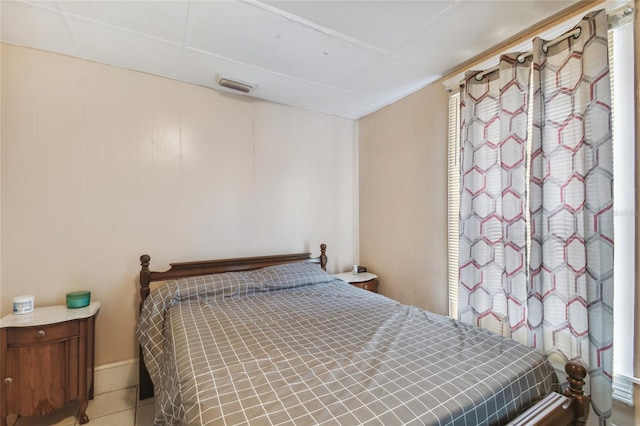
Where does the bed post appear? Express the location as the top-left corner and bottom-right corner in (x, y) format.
(139, 255), (154, 400)
(565, 361), (589, 424)
(320, 244), (327, 271)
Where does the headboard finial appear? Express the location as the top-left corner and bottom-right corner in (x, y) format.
(139, 255), (152, 310)
(320, 244), (327, 271)
(140, 254), (151, 271)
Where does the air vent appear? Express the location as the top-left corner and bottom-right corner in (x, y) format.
(218, 76), (255, 94)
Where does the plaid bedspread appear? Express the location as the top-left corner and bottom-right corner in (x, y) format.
(137, 263), (555, 425)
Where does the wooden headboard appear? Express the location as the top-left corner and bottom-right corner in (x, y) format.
(137, 244), (327, 399)
(139, 244), (327, 307)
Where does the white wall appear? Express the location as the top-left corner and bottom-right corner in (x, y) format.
(358, 80), (449, 315)
(1, 44), (358, 365)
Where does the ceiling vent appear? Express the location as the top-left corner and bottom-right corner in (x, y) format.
(217, 76), (256, 94)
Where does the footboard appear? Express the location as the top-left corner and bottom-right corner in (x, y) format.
(509, 362), (589, 425)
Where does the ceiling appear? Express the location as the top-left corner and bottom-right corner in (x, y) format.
(2, 0), (582, 119)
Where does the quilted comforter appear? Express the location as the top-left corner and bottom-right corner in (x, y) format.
(137, 262), (555, 425)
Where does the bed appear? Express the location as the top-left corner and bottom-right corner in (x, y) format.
(136, 245), (589, 425)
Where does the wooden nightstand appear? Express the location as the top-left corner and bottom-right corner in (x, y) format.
(0, 302), (100, 426)
(334, 272), (379, 293)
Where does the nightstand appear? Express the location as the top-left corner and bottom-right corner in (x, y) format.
(0, 302), (100, 426)
(334, 272), (379, 293)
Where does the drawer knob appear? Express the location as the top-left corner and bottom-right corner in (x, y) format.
(36, 329), (45, 337)
(4, 377), (12, 384)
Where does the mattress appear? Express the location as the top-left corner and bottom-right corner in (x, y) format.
(137, 262), (555, 425)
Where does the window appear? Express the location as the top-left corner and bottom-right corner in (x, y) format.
(609, 14), (636, 405)
(447, 11), (635, 403)
(447, 92), (460, 318)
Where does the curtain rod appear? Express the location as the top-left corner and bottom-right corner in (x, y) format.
(473, 28), (581, 81)
(470, 5), (633, 82)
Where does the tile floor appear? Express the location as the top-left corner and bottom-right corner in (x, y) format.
(5, 387), (155, 426)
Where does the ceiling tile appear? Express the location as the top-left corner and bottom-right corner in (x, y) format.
(264, 0), (453, 51)
(69, 16), (183, 80)
(20, 1), (58, 12)
(184, 1), (383, 89)
(179, 48), (377, 119)
(60, 0), (189, 43)
(395, 1), (578, 72)
(311, 90), (382, 120)
(342, 56), (439, 102)
(1, 1), (79, 57)
(177, 48), (245, 89)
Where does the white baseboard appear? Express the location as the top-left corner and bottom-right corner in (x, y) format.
(94, 359), (139, 395)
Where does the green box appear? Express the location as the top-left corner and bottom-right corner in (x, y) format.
(66, 291), (91, 309)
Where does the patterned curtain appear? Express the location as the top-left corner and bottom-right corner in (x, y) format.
(459, 10), (613, 423)
(529, 10), (613, 422)
(458, 55), (531, 340)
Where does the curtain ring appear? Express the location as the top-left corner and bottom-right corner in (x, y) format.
(573, 27), (582, 39)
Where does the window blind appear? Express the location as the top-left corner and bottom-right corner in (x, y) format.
(447, 93), (460, 318)
(608, 18), (636, 405)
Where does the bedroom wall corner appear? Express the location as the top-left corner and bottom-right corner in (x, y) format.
(358, 80), (449, 315)
(353, 122), (360, 264)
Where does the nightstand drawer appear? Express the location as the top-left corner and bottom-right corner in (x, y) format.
(334, 272), (379, 294)
(7, 321), (79, 345)
(351, 279), (378, 293)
